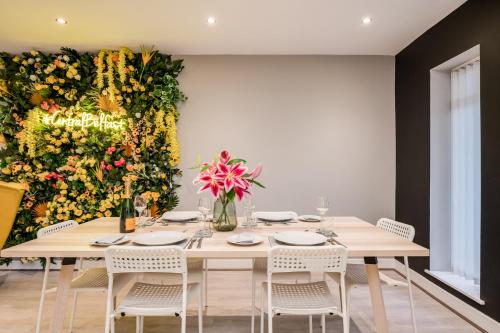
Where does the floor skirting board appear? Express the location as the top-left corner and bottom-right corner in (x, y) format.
(392, 259), (499, 333)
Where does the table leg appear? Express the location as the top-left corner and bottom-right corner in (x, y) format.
(48, 257), (76, 333)
(364, 257), (389, 333)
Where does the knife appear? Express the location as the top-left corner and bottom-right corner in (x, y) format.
(187, 237), (198, 249)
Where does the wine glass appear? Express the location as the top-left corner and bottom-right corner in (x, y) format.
(316, 196), (329, 234)
(198, 197), (212, 237)
(134, 195), (147, 226)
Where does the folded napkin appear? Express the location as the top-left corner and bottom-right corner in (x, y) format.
(254, 211), (298, 222)
(161, 211), (202, 221)
(93, 234), (124, 244)
(235, 233), (256, 244)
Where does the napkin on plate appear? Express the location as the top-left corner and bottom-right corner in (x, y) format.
(93, 234), (124, 244)
(254, 211), (298, 222)
(235, 233), (256, 244)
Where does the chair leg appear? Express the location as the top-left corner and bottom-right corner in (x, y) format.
(321, 314), (326, 333)
(203, 259), (208, 308)
(341, 275), (349, 333)
(309, 315), (313, 333)
(35, 258), (51, 333)
(260, 289), (265, 333)
(404, 257), (418, 333)
(267, 287), (273, 333)
(136, 316), (141, 333)
(110, 314), (115, 333)
(68, 290), (79, 333)
(198, 286), (203, 333)
(181, 312), (187, 333)
(251, 270), (256, 333)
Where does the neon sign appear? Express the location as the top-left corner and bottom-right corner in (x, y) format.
(42, 111), (126, 131)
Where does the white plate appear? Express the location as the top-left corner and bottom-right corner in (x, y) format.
(91, 235), (130, 247)
(133, 231), (187, 246)
(254, 211), (298, 222)
(226, 233), (264, 246)
(274, 231), (327, 246)
(161, 211), (201, 222)
(298, 215), (321, 222)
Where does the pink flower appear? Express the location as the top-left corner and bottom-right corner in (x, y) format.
(48, 104), (59, 114)
(114, 157), (126, 167)
(216, 162), (248, 193)
(126, 164), (134, 171)
(194, 172), (223, 198)
(220, 150), (230, 164)
(105, 164), (113, 171)
(41, 101), (49, 110)
(100, 161), (106, 170)
(250, 163), (263, 178)
(106, 146), (116, 155)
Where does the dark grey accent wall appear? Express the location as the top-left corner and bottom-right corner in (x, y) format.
(395, 0), (500, 322)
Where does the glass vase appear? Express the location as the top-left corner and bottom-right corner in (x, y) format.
(212, 196), (237, 231)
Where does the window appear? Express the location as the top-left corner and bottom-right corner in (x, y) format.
(428, 45), (483, 304)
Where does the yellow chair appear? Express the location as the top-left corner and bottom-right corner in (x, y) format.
(0, 181), (26, 250)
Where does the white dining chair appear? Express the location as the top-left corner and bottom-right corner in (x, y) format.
(327, 218), (417, 333)
(104, 245), (203, 333)
(261, 245), (349, 333)
(35, 220), (132, 333)
(251, 258), (312, 333)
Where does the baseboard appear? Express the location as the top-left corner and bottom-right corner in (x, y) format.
(393, 259), (500, 332)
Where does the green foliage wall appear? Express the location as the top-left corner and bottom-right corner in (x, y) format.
(0, 47), (185, 258)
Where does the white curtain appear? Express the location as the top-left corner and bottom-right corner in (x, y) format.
(450, 59), (481, 284)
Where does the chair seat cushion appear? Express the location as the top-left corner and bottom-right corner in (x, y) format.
(327, 263), (369, 285)
(116, 282), (199, 316)
(262, 281), (339, 315)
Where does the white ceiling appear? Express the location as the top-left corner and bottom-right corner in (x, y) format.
(0, 0), (466, 55)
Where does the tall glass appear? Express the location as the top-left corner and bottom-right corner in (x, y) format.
(317, 196), (329, 234)
(198, 197), (212, 237)
(243, 197), (256, 228)
(134, 195), (146, 225)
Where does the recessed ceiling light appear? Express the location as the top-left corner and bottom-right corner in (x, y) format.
(55, 17), (68, 25)
(207, 17), (216, 25)
(362, 16), (373, 25)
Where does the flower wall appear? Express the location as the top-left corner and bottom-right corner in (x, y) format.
(0, 47), (185, 257)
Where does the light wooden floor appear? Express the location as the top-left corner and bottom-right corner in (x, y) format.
(0, 269), (480, 333)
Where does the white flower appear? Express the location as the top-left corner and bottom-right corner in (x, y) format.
(63, 55), (69, 62)
(29, 75), (37, 81)
(35, 57), (40, 62)
(135, 112), (141, 118)
(27, 58), (34, 64)
(74, 74), (81, 81)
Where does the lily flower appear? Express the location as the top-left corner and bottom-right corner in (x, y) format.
(250, 163), (263, 178)
(220, 150), (230, 164)
(216, 162), (248, 192)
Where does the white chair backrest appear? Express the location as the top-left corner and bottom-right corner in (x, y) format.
(37, 220), (78, 238)
(105, 246), (187, 274)
(376, 218), (415, 241)
(268, 246), (347, 274)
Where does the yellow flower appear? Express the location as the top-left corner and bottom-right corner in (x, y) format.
(53, 85), (60, 91)
(75, 209), (83, 216)
(104, 210), (112, 217)
(1, 167), (11, 175)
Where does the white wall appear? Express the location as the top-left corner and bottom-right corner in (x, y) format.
(175, 56), (395, 223)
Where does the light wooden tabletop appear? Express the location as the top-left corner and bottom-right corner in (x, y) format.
(0, 216), (428, 258)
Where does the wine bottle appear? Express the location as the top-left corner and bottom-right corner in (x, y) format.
(120, 179), (136, 233)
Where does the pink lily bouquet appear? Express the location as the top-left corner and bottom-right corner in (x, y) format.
(193, 150), (264, 231)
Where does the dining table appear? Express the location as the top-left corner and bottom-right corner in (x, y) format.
(0, 216), (428, 333)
